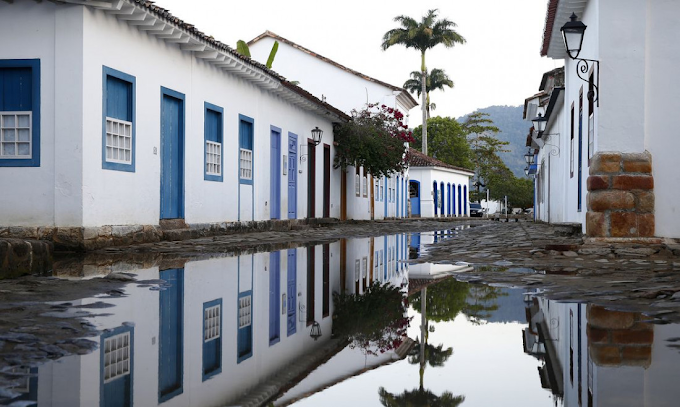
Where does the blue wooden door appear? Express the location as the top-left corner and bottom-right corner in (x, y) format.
(288, 133), (297, 219)
(160, 89), (184, 219)
(287, 249), (297, 336)
(270, 129), (281, 219)
(409, 181), (420, 216)
(269, 251), (281, 345)
(458, 185), (462, 215)
(159, 268), (184, 402)
(433, 182), (438, 216)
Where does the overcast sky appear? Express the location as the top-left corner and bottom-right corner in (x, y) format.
(153, 0), (562, 126)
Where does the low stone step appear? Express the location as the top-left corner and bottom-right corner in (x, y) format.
(159, 219), (188, 230)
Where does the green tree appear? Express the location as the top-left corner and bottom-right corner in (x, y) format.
(382, 9), (466, 155)
(410, 277), (469, 323)
(403, 68), (454, 119)
(412, 117), (473, 169)
(463, 112), (509, 202)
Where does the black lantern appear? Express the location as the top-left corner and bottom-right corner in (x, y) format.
(311, 127), (323, 146)
(310, 321), (322, 341)
(532, 113), (547, 133)
(560, 13), (587, 60)
(524, 149), (535, 165)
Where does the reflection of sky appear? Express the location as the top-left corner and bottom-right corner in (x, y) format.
(294, 290), (553, 406)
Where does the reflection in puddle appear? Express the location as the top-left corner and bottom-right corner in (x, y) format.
(3, 233), (680, 406)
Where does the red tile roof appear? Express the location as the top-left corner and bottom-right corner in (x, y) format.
(407, 149), (475, 175)
(541, 0), (560, 57)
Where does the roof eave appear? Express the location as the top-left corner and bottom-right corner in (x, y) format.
(541, 0), (588, 59)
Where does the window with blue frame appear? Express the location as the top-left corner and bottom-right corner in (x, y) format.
(102, 66), (135, 172)
(202, 299), (222, 380)
(0, 59), (40, 167)
(100, 325), (134, 407)
(204, 103), (223, 181)
(239, 114), (254, 184)
(237, 291), (253, 363)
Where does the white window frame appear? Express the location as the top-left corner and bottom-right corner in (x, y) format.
(355, 170), (360, 197)
(239, 295), (252, 328)
(0, 111), (32, 159)
(103, 331), (131, 383)
(204, 304), (221, 342)
(362, 172), (368, 197)
(240, 148), (253, 180)
(206, 140), (222, 176)
(105, 116), (133, 164)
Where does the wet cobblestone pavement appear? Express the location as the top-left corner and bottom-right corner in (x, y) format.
(412, 220), (680, 324)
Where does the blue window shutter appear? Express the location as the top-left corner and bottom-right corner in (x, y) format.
(106, 76), (131, 121)
(205, 109), (221, 142)
(0, 67), (32, 111)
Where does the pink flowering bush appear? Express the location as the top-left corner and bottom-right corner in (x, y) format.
(334, 103), (413, 178)
(333, 281), (411, 356)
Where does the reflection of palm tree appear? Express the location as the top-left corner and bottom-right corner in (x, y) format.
(377, 288), (465, 406)
(379, 387), (465, 407)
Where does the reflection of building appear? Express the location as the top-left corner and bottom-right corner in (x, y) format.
(523, 296), (680, 406)
(2, 236), (411, 406)
(342, 235), (410, 295)
(408, 231), (471, 279)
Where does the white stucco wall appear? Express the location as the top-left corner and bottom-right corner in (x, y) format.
(0, 2), (84, 227)
(249, 37), (407, 118)
(408, 167), (471, 218)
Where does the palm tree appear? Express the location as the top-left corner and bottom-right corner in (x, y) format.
(382, 9), (466, 155)
(403, 68), (454, 120)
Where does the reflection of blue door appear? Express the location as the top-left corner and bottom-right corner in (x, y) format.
(288, 133), (297, 219)
(409, 180), (420, 216)
(159, 268), (184, 402)
(160, 88), (184, 219)
(271, 128), (281, 219)
(287, 249), (297, 336)
(269, 251), (281, 345)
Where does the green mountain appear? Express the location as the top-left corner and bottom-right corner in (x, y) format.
(459, 105), (529, 178)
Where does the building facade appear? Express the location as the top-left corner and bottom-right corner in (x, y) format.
(0, 0), (350, 248)
(249, 31), (418, 220)
(530, 0), (680, 238)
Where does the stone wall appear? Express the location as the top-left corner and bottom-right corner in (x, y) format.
(586, 151), (655, 237)
(587, 305), (653, 367)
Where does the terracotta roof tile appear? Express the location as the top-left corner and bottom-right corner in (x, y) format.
(407, 149), (475, 174)
(541, 0), (560, 57)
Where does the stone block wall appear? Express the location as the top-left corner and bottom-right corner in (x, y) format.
(587, 305), (653, 367)
(586, 152), (655, 237)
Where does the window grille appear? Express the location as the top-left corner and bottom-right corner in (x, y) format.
(355, 259), (360, 281)
(0, 112), (31, 159)
(240, 148), (253, 180)
(105, 117), (132, 164)
(362, 174), (368, 197)
(206, 141), (222, 176)
(103, 331), (131, 383)
(362, 257), (367, 280)
(204, 304), (221, 342)
(238, 295), (252, 328)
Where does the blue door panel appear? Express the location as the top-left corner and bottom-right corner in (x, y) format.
(288, 134), (297, 219)
(269, 251), (281, 344)
(159, 268), (184, 402)
(287, 249), (297, 336)
(271, 130), (281, 219)
(410, 181), (420, 216)
(160, 92), (184, 219)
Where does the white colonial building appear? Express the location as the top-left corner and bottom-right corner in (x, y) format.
(527, 0), (680, 238)
(0, 0), (354, 249)
(407, 149), (474, 218)
(249, 31), (418, 220)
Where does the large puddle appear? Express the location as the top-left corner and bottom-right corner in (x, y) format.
(2, 232), (680, 406)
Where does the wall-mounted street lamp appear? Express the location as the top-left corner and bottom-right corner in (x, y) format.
(524, 149), (536, 165)
(299, 127), (324, 171)
(309, 321), (322, 341)
(561, 13), (599, 105)
(531, 113), (547, 134)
